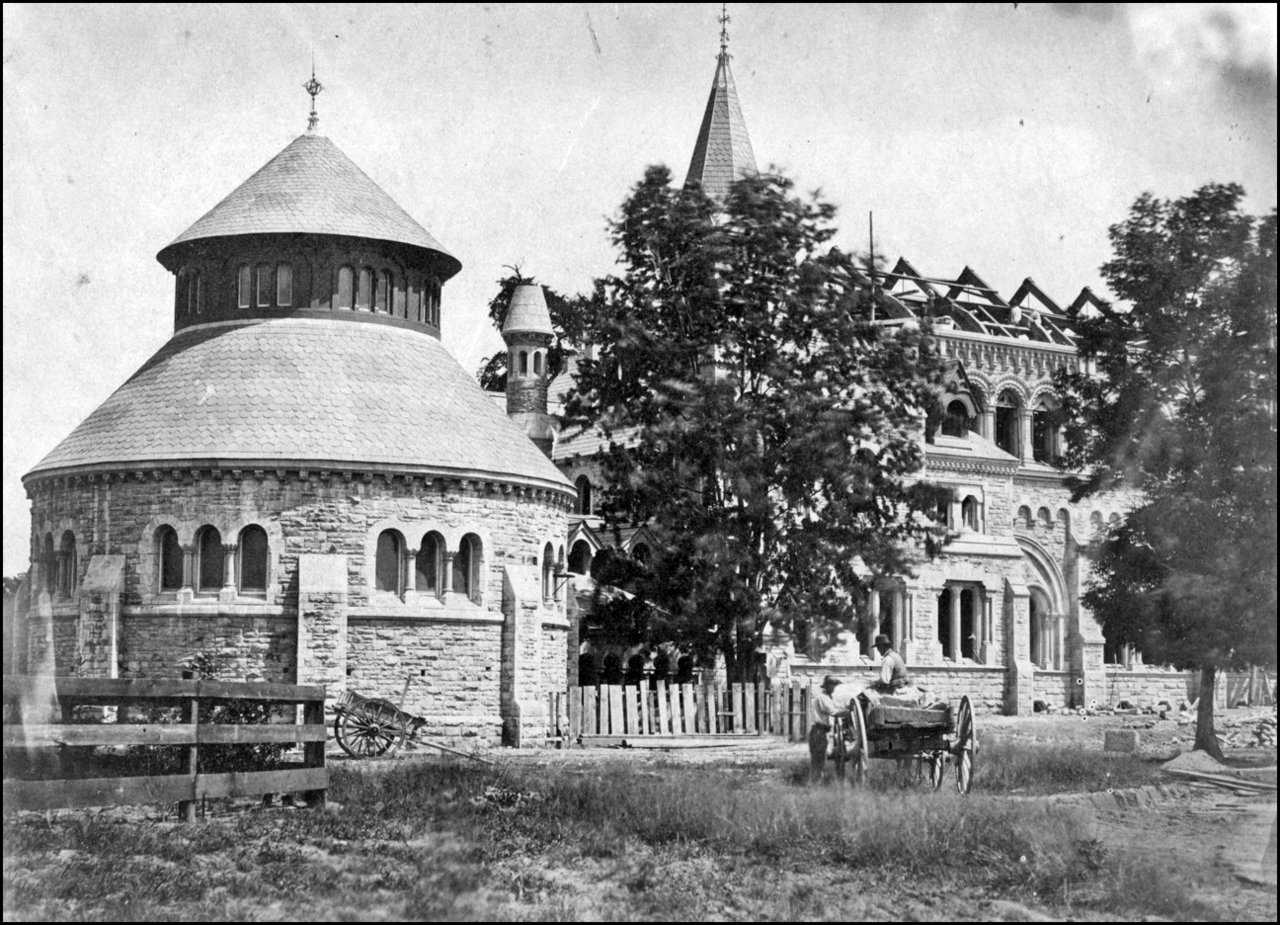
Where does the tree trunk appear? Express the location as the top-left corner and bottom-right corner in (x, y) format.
(1193, 665), (1224, 761)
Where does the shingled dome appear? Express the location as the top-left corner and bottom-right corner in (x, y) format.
(157, 133), (461, 280)
(26, 318), (570, 491)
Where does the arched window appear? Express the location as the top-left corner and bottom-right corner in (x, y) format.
(1090, 511), (1104, 537)
(568, 540), (592, 575)
(1056, 509), (1071, 536)
(194, 272), (203, 314)
(1037, 507), (1052, 529)
(238, 265), (252, 309)
(632, 543), (650, 565)
(454, 534), (481, 601)
(276, 263), (293, 307)
(995, 389), (1021, 457)
(256, 264), (273, 307)
(519, 351), (529, 375)
(542, 541), (556, 601)
(533, 352), (543, 375)
(337, 266), (354, 310)
(356, 267), (373, 310)
(43, 533), (55, 594)
(196, 526), (223, 594)
(391, 272), (406, 317)
(1032, 398), (1059, 462)
(416, 532), (443, 595)
(936, 497), (951, 529)
(58, 531), (77, 595)
(961, 496), (980, 532)
(1016, 505), (1033, 529)
(238, 525), (269, 595)
(375, 269), (390, 313)
(941, 399), (971, 438)
(409, 279), (422, 322)
(428, 280), (441, 326)
(158, 526), (183, 592)
(575, 475), (593, 515)
(375, 530), (403, 595)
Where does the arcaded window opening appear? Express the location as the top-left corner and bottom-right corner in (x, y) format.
(356, 267), (373, 311)
(995, 389), (1021, 457)
(196, 526), (224, 594)
(375, 530), (403, 596)
(158, 526), (183, 592)
(276, 263), (293, 307)
(337, 266), (354, 310)
(238, 265), (252, 309)
(416, 532), (443, 595)
(575, 475), (593, 515)
(238, 525), (269, 595)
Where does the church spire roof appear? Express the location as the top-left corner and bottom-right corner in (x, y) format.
(684, 5), (757, 201)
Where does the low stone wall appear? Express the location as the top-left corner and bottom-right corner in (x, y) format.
(1103, 668), (1192, 707)
(792, 664), (1007, 713)
(346, 617), (505, 745)
(119, 611), (297, 683)
(1036, 670), (1075, 708)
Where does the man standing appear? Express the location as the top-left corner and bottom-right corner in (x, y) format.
(808, 675), (840, 783)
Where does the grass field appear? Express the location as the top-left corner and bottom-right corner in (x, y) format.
(4, 741), (1244, 922)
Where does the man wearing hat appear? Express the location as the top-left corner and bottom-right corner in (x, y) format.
(808, 675), (860, 782)
(872, 634), (914, 696)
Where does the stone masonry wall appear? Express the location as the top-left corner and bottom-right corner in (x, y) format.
(26, 468), (571, 743)
(346, 618), (505, 745)
(1102, 669), (1193, 707)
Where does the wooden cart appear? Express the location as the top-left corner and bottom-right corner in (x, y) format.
(831, 694), (977, 793)
(332, 689), (424, 758)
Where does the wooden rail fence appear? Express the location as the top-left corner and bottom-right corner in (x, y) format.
(555, 680), (816, 744)
(2, 676), (327, 821)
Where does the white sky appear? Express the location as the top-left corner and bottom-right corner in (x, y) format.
(3, 3), (1277, 576)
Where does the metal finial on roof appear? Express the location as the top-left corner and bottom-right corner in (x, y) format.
(304, 62), (323, 132)
(719, 3), (730, 54)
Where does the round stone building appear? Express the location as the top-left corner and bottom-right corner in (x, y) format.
(19, 119), (574, 747)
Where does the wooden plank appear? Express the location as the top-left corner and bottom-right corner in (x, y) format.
(585, 686), (598, 736)
(196, 681), (326, 702)
(607, 685), (623, 736)
(620, 685), (634, 735)
(197, 767), (328, 800)
(745, 683), (757, 734)
(666, 683), (681, 735)
(4, 774), (195, 812)
(680, 683), (694, 735)
(2, 676), (325, 704)
(3, 723), (198, 748)
(569, 687), (582, 741)
(198, 724), (327, 745)
(637, 685), (650, 736)
(302, 697), (327, 807)
(656, 682), (670, 735)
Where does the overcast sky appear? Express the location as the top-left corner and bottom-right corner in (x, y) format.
(3, 3), (1276, 576)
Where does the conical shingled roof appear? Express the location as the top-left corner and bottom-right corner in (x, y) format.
(503, 284), (554, 338)
(157, 133), (461, 279)
(685, 51), (758, 201)
(25, 318), (571, 493)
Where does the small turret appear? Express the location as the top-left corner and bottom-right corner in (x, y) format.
(502, 283), (556, 455)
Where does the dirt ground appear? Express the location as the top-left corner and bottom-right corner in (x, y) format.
(4, 706), (1276, 921)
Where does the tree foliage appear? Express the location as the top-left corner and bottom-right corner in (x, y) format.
(565, 166), (950, 680)
(475, 269), (593, 391)
(1054, 184), (1277, 755)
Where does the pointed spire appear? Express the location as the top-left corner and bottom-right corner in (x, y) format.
(685, 5), (757, 202)
(304, 62), (323, 133)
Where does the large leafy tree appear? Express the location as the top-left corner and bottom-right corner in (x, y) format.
(475, 269), (592, 391)
(1055, 184), (1277, 759)
(565, 166), (950, 681)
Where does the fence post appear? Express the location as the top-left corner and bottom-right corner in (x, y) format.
(179, 690), (198, 823)
(303, 692), (326, 808)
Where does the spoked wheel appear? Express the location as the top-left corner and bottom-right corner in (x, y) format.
(831, 717), (849, 782)
(846, 697), (869, 787)
(928, 750), (946, 791)
(334, 699), (400, 758)
(954, 695), (976, 794)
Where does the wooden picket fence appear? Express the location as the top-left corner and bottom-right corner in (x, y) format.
(556, 680), (817, 744)
(2, 676), (327, 821)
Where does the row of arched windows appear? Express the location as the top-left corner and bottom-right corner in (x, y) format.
(935, 390), (1061, 462)
(156, 524), (269, 596)
(176, 262), (442, 326)
(374, 530), (482, 602)
(1013, 507), (1119, 535)
(513, 348), (548, 377)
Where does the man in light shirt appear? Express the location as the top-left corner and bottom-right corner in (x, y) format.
(808, 675), (861, 782)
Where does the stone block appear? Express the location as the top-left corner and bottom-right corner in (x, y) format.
(1104, 729), (1139, 752)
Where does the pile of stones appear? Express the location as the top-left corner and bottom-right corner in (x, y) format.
(1217, 711), (1278, 749)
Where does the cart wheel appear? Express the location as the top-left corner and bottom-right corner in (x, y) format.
(335, 700), (399, 758)
(846, 697), (869, 787)
(954, 695), (976, 794)
(831, 718), (848, 782)
(929, 750), (946, 790)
